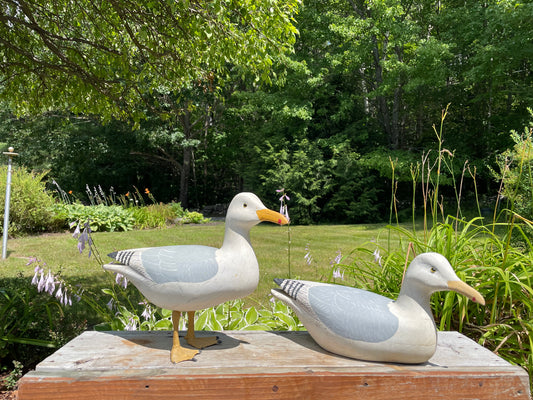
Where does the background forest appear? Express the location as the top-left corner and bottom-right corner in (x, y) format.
(1, 0), (532, 224)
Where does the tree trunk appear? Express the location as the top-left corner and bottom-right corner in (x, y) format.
(371, 35), (394, 148)
(390, 86), (401, 149)
(179, 107), (193, 208)
(179, 146), (192, 207)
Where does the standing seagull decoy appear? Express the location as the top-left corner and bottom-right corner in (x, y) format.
(272, 252), (485, 364)
(104, 192), (288, 363)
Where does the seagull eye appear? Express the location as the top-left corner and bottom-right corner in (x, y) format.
(430, 267), (437, 273)
(243, 203), (248, 208)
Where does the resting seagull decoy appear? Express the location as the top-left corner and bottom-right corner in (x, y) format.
(271, 252), (485, 364)
(104, 192), (288, 363)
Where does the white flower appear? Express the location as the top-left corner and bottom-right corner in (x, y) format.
(124, 317), (138, 331)
(44, 271), (56, 295)
(304, 251), (313, 266)
(37, 270), (46, 292)
(55, 284), (63, 300)
(373, 248), (382, 267)
(332, 268), (344, 280)
(72, 223), (81, 238)
(282, 204), (290, 222)
(31, 266), (42, 285)
(140, 301), (152, 320)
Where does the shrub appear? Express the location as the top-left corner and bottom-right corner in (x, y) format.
(131, 203), (179, 229)
(52, 203), (135, 232)
(169, 202), (185, 217)
(180, 211), (211, 224)
(0, 167), (63, 235)
(492, 110), (533, 240)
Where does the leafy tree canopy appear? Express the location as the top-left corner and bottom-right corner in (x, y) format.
(0, 0), (300, 121)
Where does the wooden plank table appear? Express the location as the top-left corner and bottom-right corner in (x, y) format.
(18, 330), (530, 399)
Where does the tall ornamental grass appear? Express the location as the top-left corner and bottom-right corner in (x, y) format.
(338, 108), (533, 388)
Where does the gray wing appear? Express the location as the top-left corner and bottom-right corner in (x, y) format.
(308, 285), (399, 343)
(109, 245), (219, 284)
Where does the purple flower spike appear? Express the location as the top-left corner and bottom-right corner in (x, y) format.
(115, 273), (128, 289)
(330, 249), (342, 266)
(125, 317), (138, 331)
(26, 257), (37, 266)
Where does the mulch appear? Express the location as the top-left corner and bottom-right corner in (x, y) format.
(0, 390), (17, 400)
(1, 373), (18, 400)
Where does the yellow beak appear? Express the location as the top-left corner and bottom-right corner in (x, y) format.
(256, 209), (289, 225)
(448, 280), (485, 305)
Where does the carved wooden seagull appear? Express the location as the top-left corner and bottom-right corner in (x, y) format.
(272, 252), (485, 364)
(104, 192), (288, 363)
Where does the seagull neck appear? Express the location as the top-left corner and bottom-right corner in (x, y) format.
(396, 286), (434, 317)
(221, 224), (253, 250)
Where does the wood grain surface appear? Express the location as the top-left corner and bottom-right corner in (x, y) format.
(18, 330), (530, 399)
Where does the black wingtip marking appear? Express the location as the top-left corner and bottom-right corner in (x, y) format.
(107, 250), (135, 265)
(275, 279), (304, 300)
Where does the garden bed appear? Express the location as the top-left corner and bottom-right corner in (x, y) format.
(0, 373), (17, 400)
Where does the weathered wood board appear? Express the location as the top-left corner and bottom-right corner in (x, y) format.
(18, 330), (530, 399)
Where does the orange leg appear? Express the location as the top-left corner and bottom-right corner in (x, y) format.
(170, 311), (199, 363)
(184, 311), (220, 349)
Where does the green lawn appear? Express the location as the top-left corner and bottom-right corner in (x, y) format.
(0, 222), (396, 307)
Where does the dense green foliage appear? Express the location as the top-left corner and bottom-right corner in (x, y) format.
(229, 0), (532, 222)
(53, 203), (136, 232)
(1, 0), (531, 219)
(0, 0), (299, 120)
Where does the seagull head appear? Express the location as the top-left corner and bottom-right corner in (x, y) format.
(225, 193), (289, 231)
(400, 252), (485, 306)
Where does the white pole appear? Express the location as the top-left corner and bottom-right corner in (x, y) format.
(2, 147), (18, 259)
